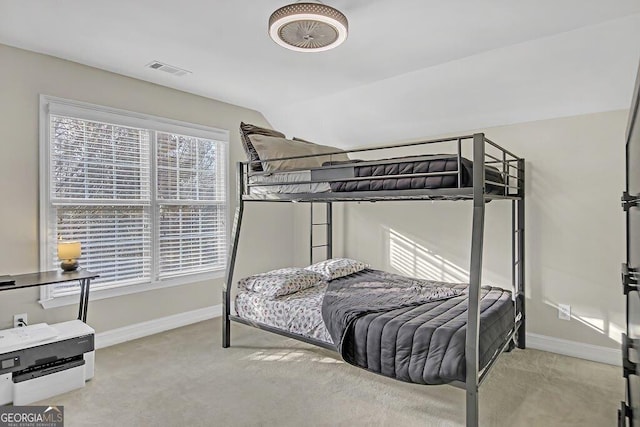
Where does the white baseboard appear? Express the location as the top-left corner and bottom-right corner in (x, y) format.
(95, 304), (221, 349)
(526, 332), (620, 366)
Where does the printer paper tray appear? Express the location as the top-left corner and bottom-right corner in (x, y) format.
(13, 364), (85, 405)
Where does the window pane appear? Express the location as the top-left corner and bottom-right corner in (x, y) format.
(156, 132), (222, 201)
(177, 136), (197, 170)
(53, 206), (151, 294)
(158, 204), (226, 278)
(156, 132), (177, 169)
(51, 115), (150, 201)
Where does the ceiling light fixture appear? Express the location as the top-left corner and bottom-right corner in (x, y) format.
(269, 1), (348, 52)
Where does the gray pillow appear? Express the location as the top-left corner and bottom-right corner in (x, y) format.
(249, 135), (350, 172)
(294, 137), (354, 165)
(239, 122), (285, 172)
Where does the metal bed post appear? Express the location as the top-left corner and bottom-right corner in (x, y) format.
(465, 133), (486, 427)
(326, 202), (333, 259)
(456, 138), (462, 188)
(516, 158), (526, 348)
(223, 162), (245, 348)
(310, 203), (314, 264)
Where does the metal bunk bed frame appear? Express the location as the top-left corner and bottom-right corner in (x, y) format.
(222, 133), (525, 427)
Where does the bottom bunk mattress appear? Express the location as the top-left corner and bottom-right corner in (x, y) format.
(235, 268), (514, 385)
(235, 283), (333, 343)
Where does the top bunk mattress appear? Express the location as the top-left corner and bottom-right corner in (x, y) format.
(247, 154), (504, 195)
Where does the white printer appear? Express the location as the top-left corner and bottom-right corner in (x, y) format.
(0, 320), (94, 405)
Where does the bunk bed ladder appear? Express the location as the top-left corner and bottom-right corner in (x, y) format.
(310, 202), (333, 263)
(514, 158), (526, 349)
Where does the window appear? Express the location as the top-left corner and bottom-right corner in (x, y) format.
(39, 96), (228, 305)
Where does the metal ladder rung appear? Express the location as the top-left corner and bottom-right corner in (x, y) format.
(310, 202), (333, 263)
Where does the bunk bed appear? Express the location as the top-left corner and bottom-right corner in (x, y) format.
(222, 131), (525, 427)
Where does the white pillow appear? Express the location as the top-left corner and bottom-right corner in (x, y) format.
(238, 267), (325, 298)
(305, 258), (369, 281)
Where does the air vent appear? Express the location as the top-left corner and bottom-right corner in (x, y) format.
(145, 61), (191, 77)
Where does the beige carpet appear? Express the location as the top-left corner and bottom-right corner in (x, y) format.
(38, 318), (622, 426)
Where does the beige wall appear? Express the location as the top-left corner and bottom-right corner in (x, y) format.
(0, 44), (295, 332)
(344, 111), (627, 349)
(0, 43), (626, 351)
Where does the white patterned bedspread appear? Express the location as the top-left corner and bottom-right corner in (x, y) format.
(235, 283), (333, 344)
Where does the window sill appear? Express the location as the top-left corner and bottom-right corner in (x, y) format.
(38, 269), (225, 310)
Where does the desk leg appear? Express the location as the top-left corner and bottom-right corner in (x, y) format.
(78, 279), (87, 321)
(83, 279), (91, 322)
(78, 279), (91, 322)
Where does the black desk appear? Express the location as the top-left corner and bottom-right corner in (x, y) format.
(0, 270), (99, 322)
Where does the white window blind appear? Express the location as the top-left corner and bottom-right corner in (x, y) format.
(40, 97), (228, 299)
(156, 132), (227, 278)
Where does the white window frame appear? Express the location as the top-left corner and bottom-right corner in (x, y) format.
(38, 95), (230, 309)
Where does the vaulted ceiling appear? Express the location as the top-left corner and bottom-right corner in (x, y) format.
(1, 0), (639, 146)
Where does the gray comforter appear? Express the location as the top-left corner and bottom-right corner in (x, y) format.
(326, 155), (504, 193)
(321, 269), (514, 385)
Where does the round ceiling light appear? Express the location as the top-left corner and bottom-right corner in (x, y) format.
(269, 2), (348, 52)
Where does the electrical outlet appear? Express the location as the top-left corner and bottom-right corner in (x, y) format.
(13, 313), (27, 328)
(558, 304), (571, 321)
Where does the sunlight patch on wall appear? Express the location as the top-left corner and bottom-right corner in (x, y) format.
(544, 299), (623, 344)
(387, 228), (468, 282)
(571, 315), (622, 344)
(607, 322), (624, 343)
(576, 315), (604, 332)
